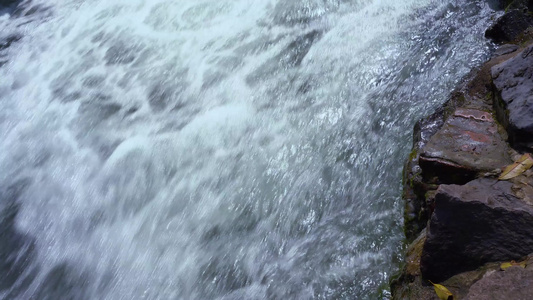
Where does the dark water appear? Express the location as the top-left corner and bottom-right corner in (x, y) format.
(0, 0), (496, 299)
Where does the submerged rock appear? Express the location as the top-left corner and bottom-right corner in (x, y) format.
(421, 178), (533, 282)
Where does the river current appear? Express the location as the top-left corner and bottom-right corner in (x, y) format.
(0, 0), (497, 299)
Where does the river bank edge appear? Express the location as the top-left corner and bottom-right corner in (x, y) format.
(391, 0), (533, 299)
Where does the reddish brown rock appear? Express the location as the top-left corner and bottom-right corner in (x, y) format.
(419, 108), (511, 185)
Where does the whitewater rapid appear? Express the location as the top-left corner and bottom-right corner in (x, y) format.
(0, 0), (497, 299)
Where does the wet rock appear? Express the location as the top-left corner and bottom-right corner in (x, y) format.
(401, 87), (483, 241)
(401, 48), (516, 240)
(396, 7), (533, 296)
(403, 110), (445, 241)
(485, 9), (533, 43)
(465, 266), (533, 299)
(421, 178), (533, 282)
(390, 230), (436, 299)
(419, 108), (511, 185)
(494, 43), (519, 56)
(492, 44), (533, 150)
(391, 229), (504, 300)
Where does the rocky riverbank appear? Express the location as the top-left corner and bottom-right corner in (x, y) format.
(391, 0), (533, 298)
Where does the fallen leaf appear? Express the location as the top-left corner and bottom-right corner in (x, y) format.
(501, 262), (513, 270)
(429, 280), (454, 300)
(499, 154), (533, 180)
(500, 260), (527, 270)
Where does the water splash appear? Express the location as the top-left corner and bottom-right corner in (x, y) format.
(0, 0), (495, 299)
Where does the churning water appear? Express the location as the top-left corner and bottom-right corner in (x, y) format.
(0, 0), (497, 299)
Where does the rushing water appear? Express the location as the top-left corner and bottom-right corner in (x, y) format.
(0, 0), (497, 299)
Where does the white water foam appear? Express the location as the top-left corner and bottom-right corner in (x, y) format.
(0, 0), (495, 299)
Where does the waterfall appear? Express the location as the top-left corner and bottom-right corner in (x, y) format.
(0, 0), (495, 299)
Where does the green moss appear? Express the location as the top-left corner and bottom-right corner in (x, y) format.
(409, 149), (418, 161)
(505, 3), (511, 13)
(485, 91), (493, 101)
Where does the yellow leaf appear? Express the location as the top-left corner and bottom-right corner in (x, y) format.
(499, 154), (533, 180)
(429, 280), (454, 300)
(500, 260), (527, 270)
(500, 262), (513, 270)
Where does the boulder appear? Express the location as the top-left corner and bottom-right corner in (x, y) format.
(492, 44), (533, 150)
(421, 178), (533, 282)
(419, 108), (511, 185)
(486, 10), (533, 43)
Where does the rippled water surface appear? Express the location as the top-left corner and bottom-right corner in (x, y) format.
(0, 0), (496, 299)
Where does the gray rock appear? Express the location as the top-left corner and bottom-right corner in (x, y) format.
(421, 178), (533, 282)
(494, 44), (519, 56)
(492, 44), (533, 150)
(465, 267), (533, 300)
(486, 9), (533, 43)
